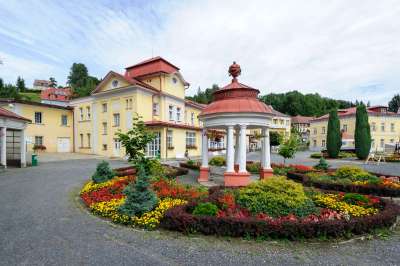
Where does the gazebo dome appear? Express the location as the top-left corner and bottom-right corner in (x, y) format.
(200, 62), (273, 116)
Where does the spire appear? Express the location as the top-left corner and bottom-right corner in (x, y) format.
(228, 61), (241, 82)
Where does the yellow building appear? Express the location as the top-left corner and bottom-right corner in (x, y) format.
(69, 57), (204, 159)
(310, 106), (400, 152)
(0, 99), (74, 153)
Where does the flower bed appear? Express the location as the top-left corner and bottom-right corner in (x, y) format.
(287, 165), (400, 197)
(161, 179), (399, 239)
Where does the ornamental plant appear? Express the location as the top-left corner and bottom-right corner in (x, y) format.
(209, 156), (226, 166)
(91, 161), (116, 183)
(314, 157), (329, 171)
(326, 109), (342, 158)
(354, 104), (371, 159)
(119, 165), (158, 217)
(192, 202), (219, 216)
(278, 134), (299, 164)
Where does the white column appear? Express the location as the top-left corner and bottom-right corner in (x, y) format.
(234, 127), (240, 165)
(1, 127), (6, 168)
(239, 124), (247, 173)
(226, 125), (235, 172)
(262, 127), (272, 169)
(20, 129), (26, 167)
(201, 128), (208, 168)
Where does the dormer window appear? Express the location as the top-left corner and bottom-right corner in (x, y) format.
(112, 80), (119, 88)
(172, 77), (178, 84)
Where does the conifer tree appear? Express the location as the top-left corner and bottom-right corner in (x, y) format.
(354, 104), (371, 159)
(326, 110), (341, 158)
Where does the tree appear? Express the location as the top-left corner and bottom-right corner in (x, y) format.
(186, 84), (219, 104)
(269, 131), (281, 146)
(278, 134), (299, 164)
(388, 94), (400, 113)
(49, 77), (57, 88)
(115, 114), (155, 166)
(0, 80), (19, 99)
(118, 164), (158, 217)
(67, 63), (100, 97)
(91, 161), (115, 183)
(354, 104), (371, 160)
(326, 110), (342, 158)
(16, 76), (26, 92)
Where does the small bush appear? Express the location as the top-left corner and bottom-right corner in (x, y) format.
(314, 158), (329, 171)
(192, 202), (218, 216)
(335, 166), (377, 181)
(310, 153), (322, 159)
(246, 162), (261, 173)
(209, 156), (226, 166)
(237, 176), (317, 217)
(92, 161), (116, 183)
(343, 193), (369, 205)
(146, 159), (165, 179)
(187, 160), (195, 166)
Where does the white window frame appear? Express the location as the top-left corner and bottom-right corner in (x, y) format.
(86, 106), (91, 120)
(176, 107), (181, 122)
(146, 132), (161, 157)
(61, 115), (68, 126)
(34, 112), (42, 124)
(87, 133), (91, 148)
(113, 113), (120, 127)
(102, 122), (107, 135)
(35, 136), (43, 145)
(167, 130), (173, 148)
(79, 108), (83, 121)
(102, 103), (107, 113)
(186, 131), (196, 148)
(152, 103), (159, 115)
(191, 112), (195, 125)
(381, 122), (385, 132)
(169, 105), (174, 121)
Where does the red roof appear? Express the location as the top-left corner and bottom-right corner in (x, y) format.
(0, 107), (31, 122)
(291, 115), (314, 124)
(200, 62), (273, 116)
(125, 56), (180, 79)
(312, 106), (399, 122)
(40, 87), (72, 102)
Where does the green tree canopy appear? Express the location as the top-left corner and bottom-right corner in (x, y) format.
(16, 76), (26, 92)
(186, 84), (219, 104)
(278, 134), (299, 164)
(326, 110), (342, 158)
(0, 78), (19, 99)
(67, 63), (100, 97)
(354, 104), (371, 159)
(388, 94), (400, 113)
(49, 77), (57, 88)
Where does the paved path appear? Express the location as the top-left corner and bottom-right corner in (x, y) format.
(1, 159), (400, 265)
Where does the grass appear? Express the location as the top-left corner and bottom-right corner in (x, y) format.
(19, 92), (41, 102)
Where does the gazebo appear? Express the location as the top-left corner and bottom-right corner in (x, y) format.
(198, 62), (275, 186)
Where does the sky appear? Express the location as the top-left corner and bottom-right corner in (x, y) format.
(0, 0), (399, 105)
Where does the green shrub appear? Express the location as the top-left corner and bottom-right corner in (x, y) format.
(146, 158), (165, 179)
(343, 193), (369, 205)
(314, 158), (329, 171)
(338, 152), (356, 158)
(272, 166), (294, 176)
(209, 156), (226, 166)
(335, 166), (376, 181)
(237, 176), (317, 217)
(91, 161), (115, 183)
(246, 162), (261, 173)
(187, 160), (195, 166)
(310, 153), (323, 159)
(192, 202), (218, 216)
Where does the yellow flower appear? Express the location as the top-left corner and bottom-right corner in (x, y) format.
(313, 194), (377, 217)
(80, 176), (129, 195)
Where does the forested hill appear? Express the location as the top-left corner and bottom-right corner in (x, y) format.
(186, 86), (357, 117)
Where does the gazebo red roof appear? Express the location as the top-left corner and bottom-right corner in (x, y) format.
(200, 62), (273, 116)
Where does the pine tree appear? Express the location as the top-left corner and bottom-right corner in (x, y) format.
(354, 104), (371, 159)
(326, 110), (341, 158)
(91, 160), (115, 183)
(119, 165), (158, 217)
(16, 76), (26, 92)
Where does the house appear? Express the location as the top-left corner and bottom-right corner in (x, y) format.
(291, 115), (314, 143)
(0, 99), (74, 153)
(40, 87), (72, 106)
(310, 106), (400, 152)
(69, 56), (204, 159)
(32, 79), (51, 91)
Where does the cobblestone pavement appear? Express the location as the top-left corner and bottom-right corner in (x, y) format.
(1, 159), (399, 265)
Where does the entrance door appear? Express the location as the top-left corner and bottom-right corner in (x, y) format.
(57, 138), (70, 152)
(113, 139), (121, 157)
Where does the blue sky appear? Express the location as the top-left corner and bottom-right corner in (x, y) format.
(0, 0), (399, 105)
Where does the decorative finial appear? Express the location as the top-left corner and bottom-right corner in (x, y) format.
(228, 61), (241, 81)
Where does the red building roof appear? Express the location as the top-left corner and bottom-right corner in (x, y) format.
(124, 56), (180, 79)
(200, 62), (273, 116)
(291, 115), (314, 124)
(312, 106), (399, 122)
(40, 87), (72, 102)
(0, 107), (31, 122)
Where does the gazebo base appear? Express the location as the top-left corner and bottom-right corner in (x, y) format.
(224, 172), (251, 187)
(198, 167), (210, 182)
(260, 168), (273, 179)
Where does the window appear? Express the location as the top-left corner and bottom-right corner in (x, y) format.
(322, 127), (326, 134)
(34, 112), (42, 124)
(381, 122), (385, 132)
(152, 103), (159, 115)
(391, 123), (395, 132)
(113, 113), (120, 127)
(79, 108), (83, 121)
(176, 107), (181, 121)
(313, 140), (317, 147)
(186, 132), (196, 148)
(102, 144), (107, 150)
(172, 77), (178, 84)
(380, 139), (384, 148)
(313, 128), (317, 135)
(112, 80), (118, 88)
(191, 112), (195, 125)
(322, 139), (326, 147)
(87, 133), (91, 148)
(342, 124), (347, 132)
(102, 122), (107, 135)
(86, 106), (91, 120)
(167, 130), (173, 148)
(280, 119), (284, 125)
(34, 136), (43, 145)
(80, 134), (83, 147)
(371, 122), (376, 132)
(169, 105), (174, 121)
(286, 120), (289, 126)
(61, 115), (68, 126)
(146, 132), (161, 157)
(102, 103), (107, 113)
(126, 98), (133, 110)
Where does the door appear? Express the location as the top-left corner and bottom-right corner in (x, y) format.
(57, 138), (70, 152)
(113, 139), (121, 157)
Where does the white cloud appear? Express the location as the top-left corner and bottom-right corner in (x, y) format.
(0, 0), (399, 104)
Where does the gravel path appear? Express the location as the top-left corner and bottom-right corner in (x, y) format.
(1, 159), (399, 265)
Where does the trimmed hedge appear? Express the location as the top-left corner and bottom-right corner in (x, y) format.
(287, 172), (400, 197)
(160, 187), (399, 239)
(179, 162), (200, 170)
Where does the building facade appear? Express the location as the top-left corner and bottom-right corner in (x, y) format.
(291, 115), (314, 143)
(69, 57), (204, 159)
(0, 99), (74, 153)
(40, 87), (72, 106)
(32, 79), (51, 91)
(310, 106), (400, 152)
